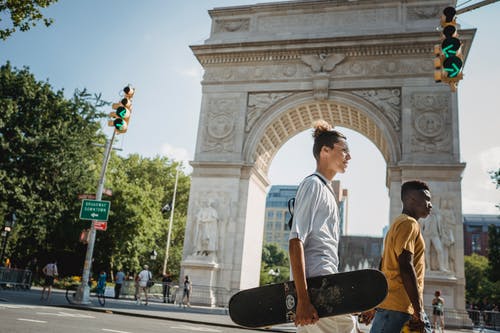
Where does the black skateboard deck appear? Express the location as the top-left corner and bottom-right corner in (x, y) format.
(229, 269), (387, 328)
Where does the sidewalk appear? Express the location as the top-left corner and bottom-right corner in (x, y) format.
(2, 287), (487, 333)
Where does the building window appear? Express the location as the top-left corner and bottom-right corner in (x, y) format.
(471, 233), (481, 253)
(267, 211), (274, 219)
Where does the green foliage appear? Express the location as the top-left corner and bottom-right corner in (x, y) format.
(464, 254), (500, 305)
(0, 62), (105, 273)
(92, 155), (190, 281)
(0, 0), (58, 40)
(260, 243), (290, 285)
(0, 63), (191, 283)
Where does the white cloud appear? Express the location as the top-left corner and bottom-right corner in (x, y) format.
(160, 143), (193, 172)
(479, 146), (500, 173)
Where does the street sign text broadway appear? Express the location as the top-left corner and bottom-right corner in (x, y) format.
(80, 200), (110, 221)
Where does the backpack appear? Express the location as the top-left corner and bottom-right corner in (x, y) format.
(287, 174), (327, 229)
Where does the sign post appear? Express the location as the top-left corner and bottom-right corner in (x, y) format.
(73, 133), (115, 304)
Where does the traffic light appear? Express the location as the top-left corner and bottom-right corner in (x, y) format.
(108, 85), (135, 134)
(434, 7), (464, 91)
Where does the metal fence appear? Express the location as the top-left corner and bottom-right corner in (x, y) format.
(0, 267), (32, 289)
(114, 281), (238, 307)
(468, 309), (500, 331)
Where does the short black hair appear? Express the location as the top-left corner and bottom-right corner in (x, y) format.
(401, 180), (430, 201)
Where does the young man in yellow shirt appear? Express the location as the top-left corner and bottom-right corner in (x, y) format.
(364, 180), (433, 333)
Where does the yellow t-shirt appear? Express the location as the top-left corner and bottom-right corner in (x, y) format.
(378, 214), (425, 314)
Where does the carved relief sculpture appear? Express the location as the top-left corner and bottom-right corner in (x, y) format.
(352, 89), (401, 131)
(202, 99), (237, 153)
(301, 53), (345, 100)
(246, 93), (293, 132)
(409, 93), (452, 153)
(193, 198), (219, 257)
(421, 208), (448, 273)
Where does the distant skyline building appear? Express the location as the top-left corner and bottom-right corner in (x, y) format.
(263, 180), (348, 252)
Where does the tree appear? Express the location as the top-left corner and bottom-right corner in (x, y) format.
(487, 223), (500, 282)
(0, 0), (58, 40)
(0, 62), (106, 274)
(464, 254), (489, 304)
(91, 154), (190, 281)
(490, 168), (500, 209)
(260, 243), (290, 285)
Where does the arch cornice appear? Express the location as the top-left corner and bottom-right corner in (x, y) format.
(243, 90), (401, 174)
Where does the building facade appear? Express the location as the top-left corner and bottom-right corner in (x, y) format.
(463, 214), (500, 256)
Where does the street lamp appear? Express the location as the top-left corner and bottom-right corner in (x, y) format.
(1, 212), (16, 266)
(162, 166), (179, 275)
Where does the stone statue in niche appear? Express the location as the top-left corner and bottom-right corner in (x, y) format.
(192, 198), (220, 257)
(421, 207), (449, 273)
(439, 198), (456, 273)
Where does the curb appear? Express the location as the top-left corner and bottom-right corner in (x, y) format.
(58, 303), (291, 332)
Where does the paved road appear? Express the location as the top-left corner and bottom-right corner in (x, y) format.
(0, 287), (490, 333)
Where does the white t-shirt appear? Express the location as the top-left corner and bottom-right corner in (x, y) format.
(138, 269), (151, 288)
(289, 172), (340, 278)
(44, 263), (58, 277)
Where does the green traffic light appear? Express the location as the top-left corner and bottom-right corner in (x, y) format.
(116, 106), (127, 118)
(441, 37), (460, 58)
(113, 118), (126, 130)
(443, 56), (463, 78)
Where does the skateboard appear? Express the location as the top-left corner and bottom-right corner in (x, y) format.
(229, 269), (388, 328)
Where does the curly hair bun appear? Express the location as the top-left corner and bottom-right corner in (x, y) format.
(312, 119), (332, 138)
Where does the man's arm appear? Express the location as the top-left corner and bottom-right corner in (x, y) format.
(289, 238), (319, 326)
(398, 249), (424, 322)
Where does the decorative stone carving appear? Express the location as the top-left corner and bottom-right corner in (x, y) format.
(420, 196), (457, 274)
(409, 93), (451, 153)
(352, 89), (401, 131)
(439, 197), (457, 273)
(301, 53), (345, 100)
(421, 209), (448, 272)
(407, 6), (441, 20)
(189, 191), (232, 262)
(214, 18), (250, 33)
(201, 99), (237, 153)
(246, 92), (293, 132)
(301, 53), (345, 74)
(193, 198), (219, 257)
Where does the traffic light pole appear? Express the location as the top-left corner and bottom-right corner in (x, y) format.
(74, 131), (116, 304)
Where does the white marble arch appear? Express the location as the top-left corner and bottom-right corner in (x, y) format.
(180, 0), (474, 327)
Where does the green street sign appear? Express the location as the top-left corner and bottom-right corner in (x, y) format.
(80, 199), (111, 221)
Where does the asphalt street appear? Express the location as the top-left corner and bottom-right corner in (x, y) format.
(0, 287), (488, 333)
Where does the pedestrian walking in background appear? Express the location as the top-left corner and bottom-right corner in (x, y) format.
(432, 290), (445, 332)
(288, 120), (355, 332)
(40, 259), (58, 300)
(97, 270), (107, 293)
(162, 272), (172, 303)
(114, 268), (125, 299)
(137, 265), (152, 305)
(361, 180), (433, 333)
(181, 275), (192, 308)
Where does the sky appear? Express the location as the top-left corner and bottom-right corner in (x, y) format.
(1, 0), (499, 237)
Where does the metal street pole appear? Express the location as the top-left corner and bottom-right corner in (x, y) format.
(74, 131), (116, 304)
(162, 166), (179, 275)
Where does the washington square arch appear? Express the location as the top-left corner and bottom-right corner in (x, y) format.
(179, 0), (474, 327)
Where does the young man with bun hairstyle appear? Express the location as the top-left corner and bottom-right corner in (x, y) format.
(363, 180), (433, 332)
(289, 119), (355, 332)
